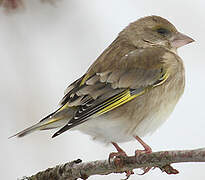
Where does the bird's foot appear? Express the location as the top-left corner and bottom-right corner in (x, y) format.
(123, 170), (134, 180)
(134, 136), (152, 154)
(137, 167), (152, 175)
(109, 142), (128, 163)
(134, 136), (152, 175)
(109, 151), (134, 179)
(108, 151), (127, 163)
(134, 148), (152, 156)
(109, 142), (134, 179)
(134, 149), (152, 175)
(159, 164), (179, 174)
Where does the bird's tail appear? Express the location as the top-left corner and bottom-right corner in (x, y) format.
(9, 105), (74, 138)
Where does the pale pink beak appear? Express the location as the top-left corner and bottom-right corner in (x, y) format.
(170, 32), (194, 48)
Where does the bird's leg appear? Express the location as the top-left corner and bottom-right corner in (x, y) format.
(109, 142), (127, 163)
(109, 142), (134, 179)
(134, 136), (152, 155)
(134, 136), (179, 175)
(134, 136), (152, 175)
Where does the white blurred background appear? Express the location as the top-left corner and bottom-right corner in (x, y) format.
(1, 0), (205, 179)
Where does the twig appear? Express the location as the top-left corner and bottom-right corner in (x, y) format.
(18, 148), (205, 180)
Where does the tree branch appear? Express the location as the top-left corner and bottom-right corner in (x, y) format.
(18, 148), (205, 180)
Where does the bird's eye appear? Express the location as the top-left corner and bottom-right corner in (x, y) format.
(156, 28), (169, 35)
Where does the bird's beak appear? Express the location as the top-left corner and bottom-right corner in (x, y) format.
(170, 32), (195, 48)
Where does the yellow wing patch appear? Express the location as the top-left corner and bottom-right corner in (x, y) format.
(39, 104), (70, 127)
(41, 117), (63, 127)
(80, 74), (90, 86)
(95, 71), (169, 116)
(96, 89), (145, 116)
(153, 72), (169, 87)
(62, 71), (169, 119)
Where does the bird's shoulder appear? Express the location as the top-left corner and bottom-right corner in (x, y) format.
(90, 45), (180, 74)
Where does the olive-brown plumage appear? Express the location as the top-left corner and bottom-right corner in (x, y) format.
(11, 16), (194, 148)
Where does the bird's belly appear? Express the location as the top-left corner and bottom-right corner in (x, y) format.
(75, 116), (135, 144)
(75, 100), (177, 144)
(74, 80), (184, 144)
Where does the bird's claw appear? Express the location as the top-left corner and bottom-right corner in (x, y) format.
(135, 147), (152, 175)
(159, 164), (179, 174)
(123, 170), (134, 180)
(137, 167), (152, 175)
(108, 151), (134, 179)
(108, 151), (127, 163)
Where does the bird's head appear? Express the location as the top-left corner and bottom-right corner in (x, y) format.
(121, 16), (194, 52)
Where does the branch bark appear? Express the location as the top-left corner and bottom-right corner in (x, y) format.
(18, 148), (205, 180)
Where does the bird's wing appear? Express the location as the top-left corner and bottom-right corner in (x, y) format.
(52, 47), (170, 138)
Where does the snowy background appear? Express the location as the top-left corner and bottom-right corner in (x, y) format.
(1, 0), (205, 179)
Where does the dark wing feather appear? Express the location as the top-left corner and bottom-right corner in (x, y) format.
(53, 47), (169, 138)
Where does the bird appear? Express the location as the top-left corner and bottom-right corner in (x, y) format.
(11, 15), (194, 176)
